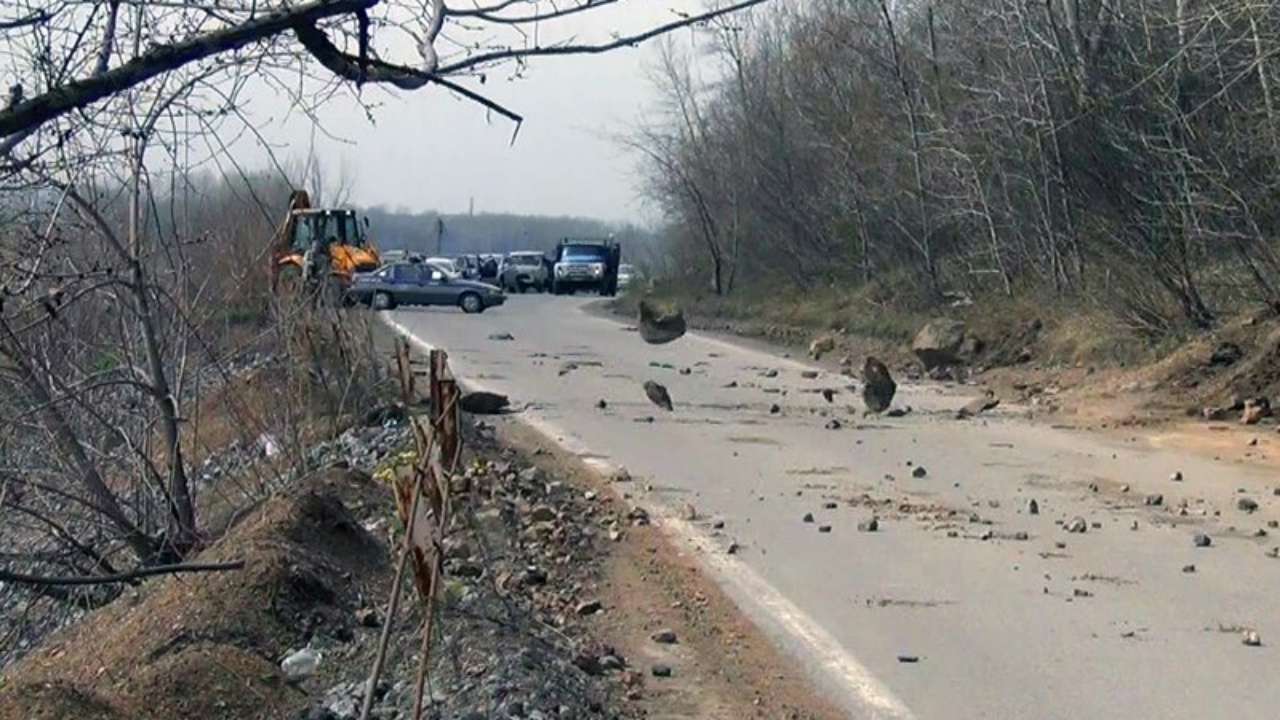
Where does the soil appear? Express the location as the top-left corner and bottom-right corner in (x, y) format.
(0, 468), (389, 720)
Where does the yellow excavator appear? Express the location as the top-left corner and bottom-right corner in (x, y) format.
(269, 190), (380, 297)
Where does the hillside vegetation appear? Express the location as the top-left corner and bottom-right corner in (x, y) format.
(637, 0), (1280, 343)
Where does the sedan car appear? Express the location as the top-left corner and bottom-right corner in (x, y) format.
(617, 263), (639, 289)
(348, 262), (505, 313)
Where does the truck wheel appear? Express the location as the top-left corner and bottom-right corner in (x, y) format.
(372, 291), (394, 311)
(459, 292), (484, 314)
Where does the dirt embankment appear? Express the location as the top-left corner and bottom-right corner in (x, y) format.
(1, 405), (842, 720)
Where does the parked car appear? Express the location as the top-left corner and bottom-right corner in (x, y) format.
(426, 256), (463, 276)
(617, 263), (639, 289)
(449, 254), (481, 279)
(500, 251), (550, 292)
(348, 262), (505, 313)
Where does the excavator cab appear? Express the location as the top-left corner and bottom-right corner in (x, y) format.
(270, 190), (380, 296)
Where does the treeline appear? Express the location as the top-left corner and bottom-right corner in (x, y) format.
(365, 207), (656, 258)
(639, 0), (1280, 334)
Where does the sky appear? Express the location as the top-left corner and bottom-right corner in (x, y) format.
(241, 2), (723, 224)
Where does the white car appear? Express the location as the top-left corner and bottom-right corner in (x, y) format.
(617, 263), (639, 289)
(425, 256), (463, 277)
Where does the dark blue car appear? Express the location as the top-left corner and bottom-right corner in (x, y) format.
(348, 262), (506, 313)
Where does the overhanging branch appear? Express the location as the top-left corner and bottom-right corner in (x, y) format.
(0, 0), (377, 138)
(0, 560), (246, 587)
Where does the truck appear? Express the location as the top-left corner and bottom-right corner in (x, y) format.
(551, 238), (621, 296)
(269, 190), (380, 298)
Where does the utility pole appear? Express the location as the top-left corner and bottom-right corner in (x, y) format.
(435, 217), (445, 255)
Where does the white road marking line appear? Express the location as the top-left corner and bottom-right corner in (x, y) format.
(383, 313), (916, 719)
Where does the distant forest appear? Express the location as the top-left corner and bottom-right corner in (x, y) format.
(364, 206), (657, 258)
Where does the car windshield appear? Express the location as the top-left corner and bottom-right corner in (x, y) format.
(562, 245), (608, 261)
(510, 255), (543, 267)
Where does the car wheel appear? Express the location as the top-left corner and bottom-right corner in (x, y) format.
(372, 291), (394, 311)
(459, 292), (484, 314)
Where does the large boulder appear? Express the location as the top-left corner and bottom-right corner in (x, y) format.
(912, 318), (970, 371)
(861, 357), (897, 414)
(638, 298), (687, 345)
(809, 334), (837, 360)
(460, 391), (510, 414)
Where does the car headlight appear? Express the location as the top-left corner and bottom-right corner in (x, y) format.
(555, 265), (567, 276)
(591, 264), (603, 276)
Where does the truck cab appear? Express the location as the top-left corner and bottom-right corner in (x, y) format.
(551, 239), (621, 296)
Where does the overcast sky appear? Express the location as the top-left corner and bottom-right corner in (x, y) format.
(243, 3), (720, 224)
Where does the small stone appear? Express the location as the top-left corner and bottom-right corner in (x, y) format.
(803, 512), (815, 523)
(727, 542), (740, 555)
(576, 600), (603, 616)
(1182, 564), (1196, 573)
(1171, 471), (1183, 482)
(1144, 494), (1163, 506)
(818, 525), (833, 533)
(1243, 631), (1262, 647)
(978, 529), (993, 541)
(825, 418), (843, 430)
(679, 367), (692, 375)
(651, 664), (673, 678)
(600, 655), (625, 671)
(857, 518), (880, 532)
(762, 369), (779, 378)
(1120, 484), (1130, 493)
(1065, 516), (1088, 533)
(911, 466), (927, 479)
(596, 399), (608, 409)
(281, 648), (321, 680)
(770, 403), (781, 414)
(1193, 533), (1212, 548)
(1238, 498), (1259, 512)
(1266, 547), (1280, 558)
(896, 655), (919, 663)
(530, 506), (556, 522)
(651, 629), (678, 644)
(1130, 520), (1139, 531)
(1027, 499), (1039, 515)
(488, 332), (515, 341)
(712, 519), (725, 529)
(355, 608), (380, 628)
(801, 370), (819, 379)
(823, 501), (838, 509)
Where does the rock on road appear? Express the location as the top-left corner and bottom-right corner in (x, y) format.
(387, 295), (1280, 720)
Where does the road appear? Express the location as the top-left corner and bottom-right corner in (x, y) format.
(387, 295), (1280, 720)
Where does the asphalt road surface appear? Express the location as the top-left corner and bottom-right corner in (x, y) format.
(387, 294), (1280, 720)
